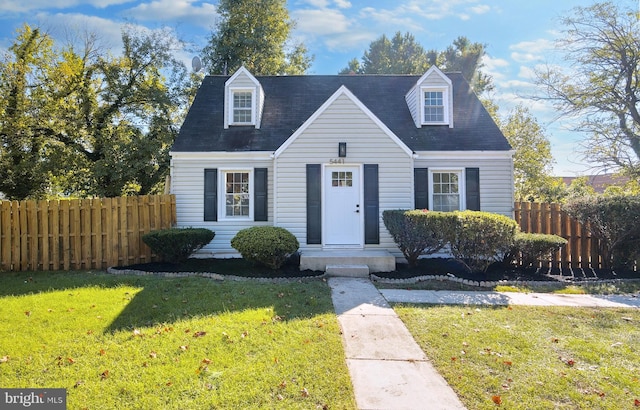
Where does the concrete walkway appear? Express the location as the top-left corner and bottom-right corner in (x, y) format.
(328, 277), (466, 410)
(380, 289), (640, 308)
(329, 278), (640, 410)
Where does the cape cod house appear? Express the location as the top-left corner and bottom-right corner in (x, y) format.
(169, 66), (514, 272)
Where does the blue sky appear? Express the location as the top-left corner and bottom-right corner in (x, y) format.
(0, 0), (629, 176)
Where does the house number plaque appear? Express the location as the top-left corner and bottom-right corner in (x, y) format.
(329, 158), (345, 164)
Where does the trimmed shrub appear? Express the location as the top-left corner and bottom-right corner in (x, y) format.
(505, 232), (568, 268)
(446, 211), (518, 273)
(231, 226), (299, 270)
(142, 228), (215, 263)
(564, 195), (640, 269)
(383, 209), (455, 267)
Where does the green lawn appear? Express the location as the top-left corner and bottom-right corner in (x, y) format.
(0, 271), (356, 409)
(395, 304), (640, 410)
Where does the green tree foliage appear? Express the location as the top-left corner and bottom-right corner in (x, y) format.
(0, 24), (190, 199)
(564, 195), (640, 269)
(341, 33), (492, 94)
(202, 0), (312, 75)
(340, 32), (429, 75)
(500, 105), (557, 201)
(434, 36), (493, 94)
(0, 26), (53, 199)
(534, 1), (640, 180)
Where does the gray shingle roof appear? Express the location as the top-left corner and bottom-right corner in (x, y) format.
(171, 73), (512, 152)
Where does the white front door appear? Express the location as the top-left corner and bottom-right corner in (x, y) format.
(324, 165), (362, 246)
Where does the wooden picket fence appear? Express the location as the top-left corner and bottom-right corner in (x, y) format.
(514, 201), (610, 270)
(0, 195), (176, 272)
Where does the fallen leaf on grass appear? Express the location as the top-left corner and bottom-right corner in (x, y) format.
(100, 370), (109, 380)
(634, 398), (640, 406)
(73, 380), (84, 388)
(202, 358), (211, 364)
(0, 356), (9, 363)
(67, 357), (76, 364)
(193, 331), (207, 338)
(301, 388), (309, 397)
(24, 311), (31, 317)
(622, 317), (633, 322)
(179, 345), (189, 351)
(492, 395), (502, 405)
(99, 349), (106, 356)
(149, 351), (157, 358)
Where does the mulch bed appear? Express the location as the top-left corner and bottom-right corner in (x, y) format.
(112, 256), (640, 282)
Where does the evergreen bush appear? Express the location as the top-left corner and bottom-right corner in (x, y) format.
(382, 209), (455, 267)
(505, 232), (568, 268)
(142, 228), (215, 263)
(564, 195), (640, 269)
(231, 226), (299, 270)
(446, 211), (518, 273)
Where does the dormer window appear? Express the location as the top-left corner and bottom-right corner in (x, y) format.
(230, 88), (255, 125)
(406, 66), (453, 128)
(421, 87), (449, 125)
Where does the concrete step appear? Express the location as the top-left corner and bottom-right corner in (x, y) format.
(300, 250), (395, 273)
(326, 264), (370, 278)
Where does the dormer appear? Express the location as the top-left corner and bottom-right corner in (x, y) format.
(405, 66), (453, 128)
(224, 66), (264, 129)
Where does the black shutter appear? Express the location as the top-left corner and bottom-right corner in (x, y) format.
(414, 168), (429, 210)
(204, 169), (218, 221)
(364, 164), (379, 244)
(465, 167), (481, 211)
(254, 168), (268, 221)
(306, 164), (322, 244)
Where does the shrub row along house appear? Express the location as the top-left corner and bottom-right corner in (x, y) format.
(169, 66), (514, 269)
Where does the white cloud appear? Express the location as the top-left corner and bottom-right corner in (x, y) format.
(293, 8), (351, 36)
(509, 39), (554, 55)
(1, 0), (132, 14)
(470, 4), (490, 14)
(34, 12), (124, 49)
(334, 0), (351, 9)
(125, 0), (217, 29)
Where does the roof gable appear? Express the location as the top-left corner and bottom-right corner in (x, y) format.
(273, 85), (413, 158)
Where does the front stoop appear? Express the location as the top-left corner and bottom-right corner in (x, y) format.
(300, 250), (395, 274)
(326, 264), (369, 278)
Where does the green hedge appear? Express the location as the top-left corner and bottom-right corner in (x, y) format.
(446, 211), (518, 273)
(382, 210), (455, 267)
(564, 195), (640, 269)
(505, 233), (568, 268)
(231, 226), (299, 270)
(142, 228), (215, 263)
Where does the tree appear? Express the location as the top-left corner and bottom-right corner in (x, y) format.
(202, 0), (312, 75)
(0, 24), (190, 199)
(340, 32), (429, 75)
(500, 105), (558, 201)
(0, 26), (54, 199)
(435, 36), (493, 94)
(341, 33), (492, 94)
(534, 1), (640, 179)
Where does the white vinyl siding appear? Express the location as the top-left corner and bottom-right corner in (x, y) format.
(275, 93), (413, 254)
(170, 154), (273, 256)
(414, 154), (514, 217)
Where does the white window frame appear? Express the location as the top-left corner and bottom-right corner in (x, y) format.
(420, 86), (449, 125)
(219, 169), (254, 220)
(229, 87), (256, 126)
(429, 168), (465, 212)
